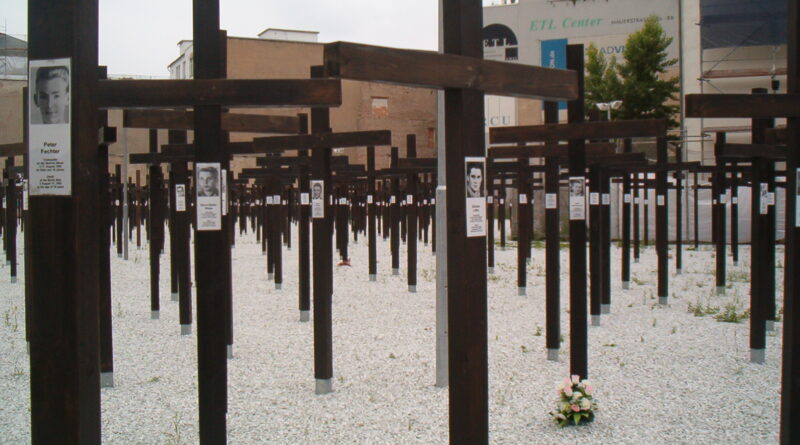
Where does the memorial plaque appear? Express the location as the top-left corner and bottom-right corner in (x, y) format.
(465, 157), (486, 237)
(195, 162), (221, 231)
(569, 176), (585, 220)
(311, 180), (324, 218)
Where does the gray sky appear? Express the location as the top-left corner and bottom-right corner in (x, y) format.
(1, 1), (497, 77)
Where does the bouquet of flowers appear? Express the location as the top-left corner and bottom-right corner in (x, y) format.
(549, 375), (597, 427)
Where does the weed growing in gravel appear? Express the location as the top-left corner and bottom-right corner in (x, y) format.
(163, 412), (184, 445)
(631, 275), (649, 286)
(533, 326), (542, 336)
(3, 306), (19, 332)
(687, 300), (719, 317)
(148, 376), (161, 383)
(728, 269), (749, 282)
(714, 302), (750, 323)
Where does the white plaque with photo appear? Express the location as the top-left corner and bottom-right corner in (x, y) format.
(274, 195), (281, 205)
(487, 196), (493, 204)
(590, 192), (599, 206)
(367, 194), (373, 204)
(519, 193), (527, 204)
(766, 192), (775, 206)
(545, 193), (557, 209)
(266, 196), (273, 205)
(175, 184), (187, 212)
(390, 195), (396, 204)
(624, 193), (632, 203)
(569, 176), (585, 220)
(221, 170), (228, 215)
(732, 197), (738, 205)
(407, 194), (414, 205)
(602, 193), (610, 205)
(465, 157), (486, 237)
(760, 184), (769, 215)
(311, 180), (324, 218)
(195, 163), (221, 231)
(657, 195), (665, 206)
(796, 169), (800, 227)
(22, 180), (29, 211)
(28, 58), (72, 196)
(300, 192), (310, 205)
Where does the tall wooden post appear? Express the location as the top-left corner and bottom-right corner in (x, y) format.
(192, 1), (228, 441)
(148, 129), (162, 319)
(517, 156), (530, 296)
(729, 161), (739, 266)
(390, 146), (400, 275)
(600, 168), (611, 313)
(693, 169), (700, 249)
(633, 171), (640, 262)
(589, 166), (602, 325)
(311, 65), (334, 394)
(567, 43), (588, 380)
(675, 151), (684, 274)
(367, 146), (377, 280)
(713, 133), (727, 295)
(621, 139), (632, 287)
(443, 1), (489, 442)
(28, 0), (102, 443)
(543, 101), (560, 361)
(298, 115), (311, 321)
(407, 135), (418, 292)
(656, 136), (669, 304)
(98, 71), (114, 387)
(4, 157), (17, 282)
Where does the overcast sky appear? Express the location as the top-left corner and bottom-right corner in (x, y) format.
(1, 1), (497, 77)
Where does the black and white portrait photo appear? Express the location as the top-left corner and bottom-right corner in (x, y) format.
(197, 166), (220, 197)
(465, 161), (485, 198)
(464, 157), (487, 237)
(31, 65), (70, 125)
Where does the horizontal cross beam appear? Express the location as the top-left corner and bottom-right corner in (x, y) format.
(685, 94), (800, 118)
(123, 109), (301, 134)
(252, 130), (391, 152)
(490, 119), (668, 144)
(324, 41), (578, 101)
(98, 79), (342, 108)
(718, 143), (787, 160)
(0, 142), (25, 157)
(488, 142), (616, 158)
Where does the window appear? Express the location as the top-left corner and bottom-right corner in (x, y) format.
(371, 97), (389, 117)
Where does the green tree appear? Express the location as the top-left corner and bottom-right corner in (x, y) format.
(584, 43), (623, 116)
(616, 15), (680, 127)
(583, 15), (679, 126)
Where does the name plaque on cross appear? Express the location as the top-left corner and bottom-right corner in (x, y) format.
(175, 184), (186, 212)
(195, 163), (222, 231)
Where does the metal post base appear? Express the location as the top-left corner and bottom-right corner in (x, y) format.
(547, 349), (559, 362)
(601, 304), (610, 315)
(262, 250), (266, 256)
(659, 296), (668, 306)
(27, 342), (30, 355)
(300, 310), (310, 322)
(733, 261), (739, 267)
(100, 372), (114, 388)
(227, 345), (233, 359)
(409, 285), (416, 293)
(622, 281), (630, 290)
(716, 286), (726, 296)
(766, 320), (775, 332)
(275, 283), (282, 290)
(369, 274), (377, 282)
(181, 324), (192, 335)
(151, 310), (159, 320)
(10, 277), (16, 283)
(634, 258), (639, 263)
(518, 287), (526, 296)
(750, 348), (765, 364)
(171, 292), (178, 302)
(268, 273), (274, 280)
(315, 378), (332, 395)
(591, 315), (601, 326)
(676, 268), (682, 275)
(392, 268), (399, 276)
(488, 267), (494, 274)
(117, 253), (123, 258)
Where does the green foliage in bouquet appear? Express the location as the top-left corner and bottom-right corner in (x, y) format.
(549, 375), (598, 427)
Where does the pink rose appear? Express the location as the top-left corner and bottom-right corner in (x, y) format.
(564, 386), (573, 397)
(585, 385), (593, 395)
(571, 404), (580, 412)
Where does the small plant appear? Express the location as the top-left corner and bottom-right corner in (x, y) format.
(714, 303), (750, 323)
(520, 345), (529, 353)
(533, 326), (542, 336)
(549, 375), (598, 427)
(728, 269), (749, 282)
(148, 376), (161, 383)
(163, 412), (184, 445)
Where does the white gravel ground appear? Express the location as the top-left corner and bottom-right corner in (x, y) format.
(0, 225), (783, 444)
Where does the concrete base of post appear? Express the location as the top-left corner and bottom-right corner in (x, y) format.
(622, 281), (630, 290)
(369, 274), (376, 282)
(315, 378), (332, 395)
(716, 286), (725, 296)
(227, 344), (233, 359)
(766, 320), (775, 332)
(262, 250), (266, 256)
(488, 267), (494, 274)
(408, 285), (416, 293)
(27, 342), (30, 355)
(392, 268), (399, 276)
(518, 287), (526, 296)
(171, 292), (178, 302)
(634, 258), (639, 263)
(117, 253), (123, 258)
(547, 349), (559, 361)
(275, 283), (282, 290)
(601, 304), (610, 314)
(676, 268), (682, 275)
(181, 324), (191, 335)
(10, 277), (16, 283)
(659, 296), (668, 306)
(733, 261), (739, 267)
(750, 348), (765, 364)
(100, 372), (114, 388)
(151, 310), (159, 320)
(591, 315), (601, 326)
(268, 272), (274, 280)
(300, 310), (310, 322)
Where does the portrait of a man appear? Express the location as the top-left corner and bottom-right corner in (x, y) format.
(197, 167), (220, 197)
(466, 162), (484, 198)
(32, 66), (70, 125)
